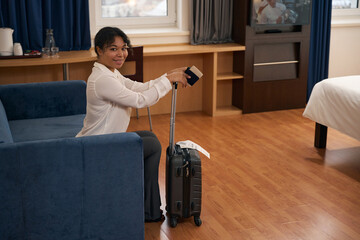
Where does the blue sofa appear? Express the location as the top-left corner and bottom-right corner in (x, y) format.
(0, 80), (144, 240)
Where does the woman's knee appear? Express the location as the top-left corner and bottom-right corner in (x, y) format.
(142, 135), (161, 158)
(150, 135), (162, 154)
(135, 130), (157, 139)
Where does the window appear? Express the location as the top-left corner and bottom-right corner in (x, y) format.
(332, 0), (359, 9)
(90, 0), (190, 45)
(101, 0), (168, 17)
(331, 0), (360, 28)
(332, 0), (360, 18)
(95, 0), (176, 28)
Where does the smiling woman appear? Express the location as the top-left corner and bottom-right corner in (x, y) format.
(94, 27), (131, 71)
(97, 39), (129, 71)
(76, 26), (191, 222)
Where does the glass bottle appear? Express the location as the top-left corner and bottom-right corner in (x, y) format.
(43, 29), (56, 57)
(45, 29), (56, 49)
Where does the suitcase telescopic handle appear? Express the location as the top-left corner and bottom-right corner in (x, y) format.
(169, 82), (178, 154)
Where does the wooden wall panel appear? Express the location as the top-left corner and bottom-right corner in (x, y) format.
(69, 61), (94, 81)
(141, 54), (204, 116)
(0, 65), (63, 84)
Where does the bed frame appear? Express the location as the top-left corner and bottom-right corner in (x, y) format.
(315, 123), (328, 148)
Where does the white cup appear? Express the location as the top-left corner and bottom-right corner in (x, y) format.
(13, 43), (23, 56)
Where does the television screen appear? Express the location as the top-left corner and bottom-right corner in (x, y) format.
(250, 0), (312, 26)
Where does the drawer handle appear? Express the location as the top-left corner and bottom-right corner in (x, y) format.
(254, 60), (299, 67)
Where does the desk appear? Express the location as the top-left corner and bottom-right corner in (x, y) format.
(0, 43), (246, 116)
(0, 50), (97, 80)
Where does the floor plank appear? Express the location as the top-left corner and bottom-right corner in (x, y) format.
(128, 108), (360, 240)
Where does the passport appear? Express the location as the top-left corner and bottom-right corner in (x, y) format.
(185, 65), (203, 86)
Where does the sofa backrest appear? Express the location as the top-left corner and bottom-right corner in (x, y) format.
(0, 99), (13, 143)
(0, 80), (87, 121)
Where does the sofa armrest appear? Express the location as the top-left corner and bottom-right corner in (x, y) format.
(0, 80), (87, 120)
(0, 99), (13, 143)
(0, 132), (144, 240)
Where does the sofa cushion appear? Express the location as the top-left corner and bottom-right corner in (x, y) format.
(9, 114), (85, 142)
(0, 100), (13, 144)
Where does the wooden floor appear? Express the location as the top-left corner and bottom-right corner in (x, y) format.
(127, 108), (360, 240)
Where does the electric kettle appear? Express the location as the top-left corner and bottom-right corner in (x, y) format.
(0, 28), (14, 56)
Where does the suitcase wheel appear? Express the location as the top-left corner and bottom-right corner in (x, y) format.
(170, 216), (178, 228)
(194, 216), (202, 226)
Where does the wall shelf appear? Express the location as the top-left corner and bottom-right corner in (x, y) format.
(217, 72), (244, 81)
(214, 106), (243, 117)
(202, 47), (246, 116)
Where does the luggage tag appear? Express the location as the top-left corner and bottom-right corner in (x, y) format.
(185, 66), (203, 86)
(176, 140), (210, 159)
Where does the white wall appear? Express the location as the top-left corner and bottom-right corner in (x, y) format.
(328, 15), (360, 78)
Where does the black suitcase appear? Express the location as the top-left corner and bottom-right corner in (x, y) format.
(165, 82), (202, 228)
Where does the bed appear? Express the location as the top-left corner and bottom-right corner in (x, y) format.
(303, 75), (360, 148)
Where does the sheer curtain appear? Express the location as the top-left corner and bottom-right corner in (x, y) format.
(307, 0), (333, 100)
(190, 0), (233, 45)
(0, 0), (91, 51)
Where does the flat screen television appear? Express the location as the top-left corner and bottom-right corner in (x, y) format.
(250, 0), (312, 31)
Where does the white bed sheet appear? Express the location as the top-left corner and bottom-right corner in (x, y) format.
(303, 75), (360, 141)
